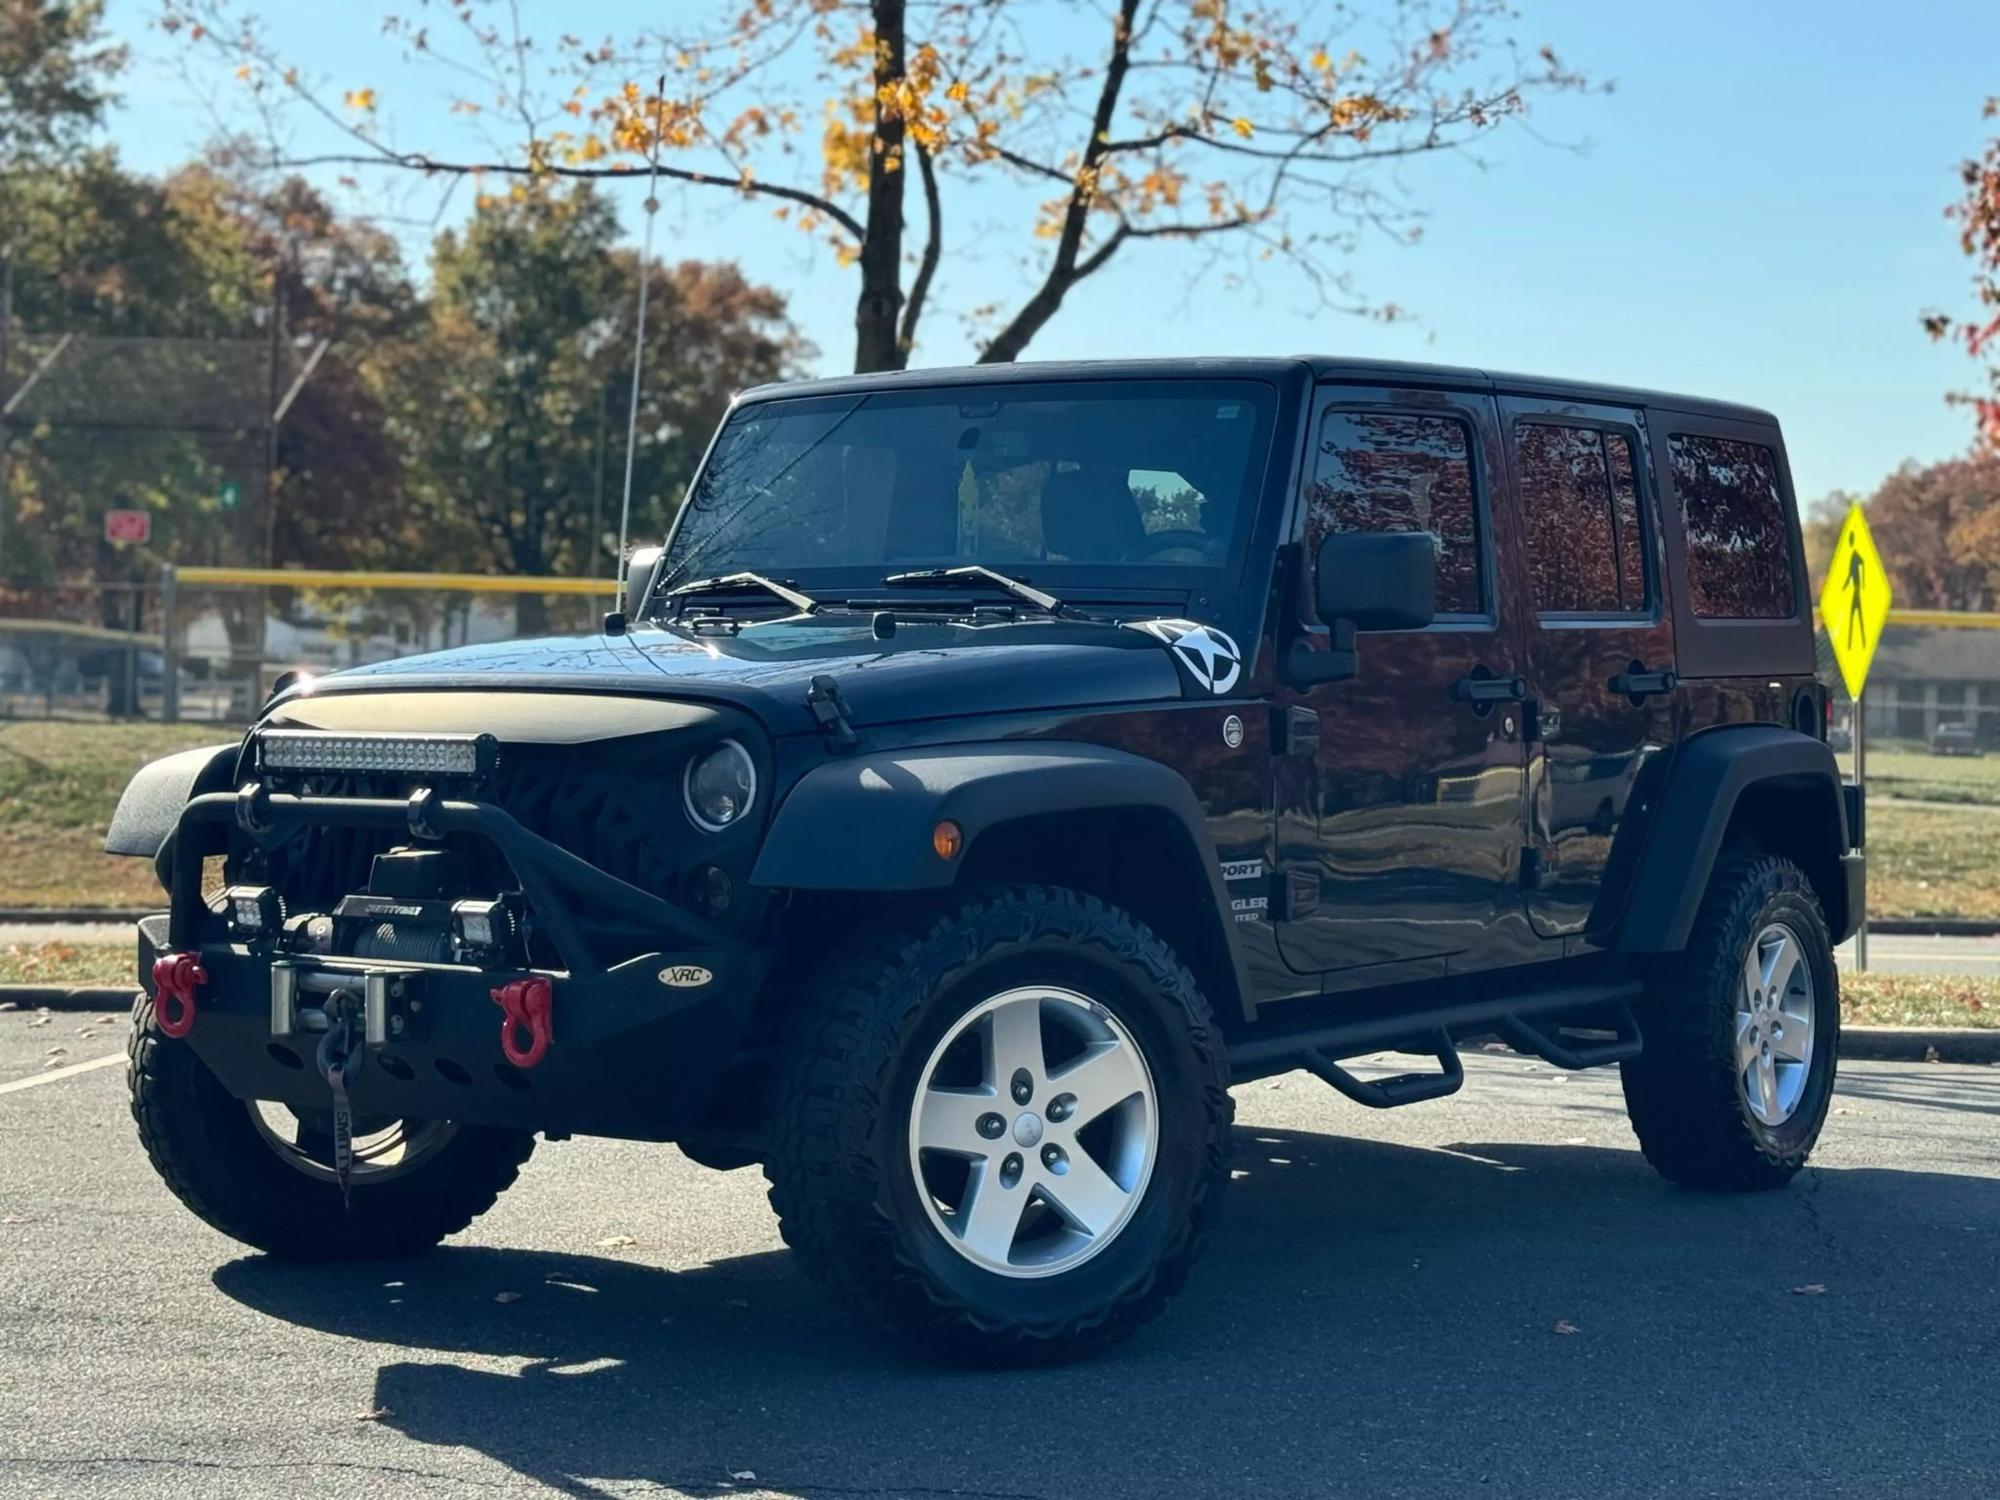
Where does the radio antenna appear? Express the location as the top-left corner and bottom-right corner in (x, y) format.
(614, 72), (667, 601)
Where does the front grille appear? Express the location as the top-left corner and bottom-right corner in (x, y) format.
(246, 742), (683, 915)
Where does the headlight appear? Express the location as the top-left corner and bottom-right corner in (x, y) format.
(684, 739), (756, 832)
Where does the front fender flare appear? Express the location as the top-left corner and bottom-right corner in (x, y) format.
(103, 742), (242, 858)
(751, 741), (1248, 1007)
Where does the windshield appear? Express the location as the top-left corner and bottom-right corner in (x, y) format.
(660, 378), (1276, 595)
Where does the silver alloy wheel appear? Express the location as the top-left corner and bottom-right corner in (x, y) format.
(906, 986), (1159, 1279)
(248, 1102), (460, 1185)
(1735, 922), (1817, 1127)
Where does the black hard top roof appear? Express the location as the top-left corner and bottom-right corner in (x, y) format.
(740, 355), (1778, 427)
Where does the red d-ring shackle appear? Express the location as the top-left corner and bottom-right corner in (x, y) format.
(489, 975), (553, 1069)
(151, 953), (207, 1038)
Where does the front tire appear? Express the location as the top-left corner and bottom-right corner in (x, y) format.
(1622, 852), (1839, 1190)
(764, 886), (1232, 1363)
(128, 993), (537, 1258)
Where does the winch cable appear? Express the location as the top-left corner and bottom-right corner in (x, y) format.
(314, 996), (367, 1209)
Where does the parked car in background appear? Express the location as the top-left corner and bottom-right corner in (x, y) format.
(1929, 721), (1981, 756)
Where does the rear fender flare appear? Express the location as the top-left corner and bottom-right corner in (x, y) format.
(1609, 725), (1852, 951)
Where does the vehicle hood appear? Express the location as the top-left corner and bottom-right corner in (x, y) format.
(289, 619), (1192, 735)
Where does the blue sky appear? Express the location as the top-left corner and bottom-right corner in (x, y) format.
(102, 0), (1999, 501)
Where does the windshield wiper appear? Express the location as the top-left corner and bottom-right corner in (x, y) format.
(664, 571), (818, 618)
(880, 565), (1066, 617)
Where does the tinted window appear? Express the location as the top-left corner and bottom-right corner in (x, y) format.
(1309, 411), (1482, 614)
(1669, 434), (1796, 619)
(1517, 424), (1648, 613)
(666, 381), (1272, 584)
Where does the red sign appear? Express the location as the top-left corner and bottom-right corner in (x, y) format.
(104, 509), (151, 545)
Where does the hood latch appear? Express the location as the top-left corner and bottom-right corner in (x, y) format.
(807, 674), (860, 754)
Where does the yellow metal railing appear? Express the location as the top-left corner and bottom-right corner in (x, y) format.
(172, 565), (608, 597)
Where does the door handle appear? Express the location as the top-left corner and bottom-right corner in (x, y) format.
(1608, 666), (1678, 700)
(1451, 672), (1528, 705)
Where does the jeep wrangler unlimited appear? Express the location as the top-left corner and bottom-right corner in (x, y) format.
(110, 358), (1862, 1361)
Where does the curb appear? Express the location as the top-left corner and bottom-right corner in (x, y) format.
(0, 985), (132, 1013)
(1869, 918), (2000, 938)
(1837, 1025), (2000, 1064)
(0, 909), (147, 925)
(3, 985), (1997, 1062)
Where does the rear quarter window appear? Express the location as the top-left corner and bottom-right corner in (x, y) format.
(1667, 433), (1797, 619)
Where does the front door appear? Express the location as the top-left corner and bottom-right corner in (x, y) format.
(1274, 386), (1532, 984)
(1501, 398), (1678, 937)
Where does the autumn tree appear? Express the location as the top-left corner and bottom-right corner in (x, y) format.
(162, 0), (1593, 374)
(1924, 95), (2000, 450)
(1853, 455), (2000, 613)
(394, 182), (803, 629)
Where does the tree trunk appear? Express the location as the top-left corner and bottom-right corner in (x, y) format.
(852, 0), (908, 374)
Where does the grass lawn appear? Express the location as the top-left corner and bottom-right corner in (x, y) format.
(1865, 802), (2000, 922)
(1836, 740), (2000, 806)
(0, 721), (239, 909)
(1840, 971), (2000, 1030)
(0, 940), (134, 989)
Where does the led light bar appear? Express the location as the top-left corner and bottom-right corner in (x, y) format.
(257, 729), (495, 778)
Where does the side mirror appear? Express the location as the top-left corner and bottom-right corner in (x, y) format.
(621, 545), (666, 623)
(1315, 530), (1436, 632)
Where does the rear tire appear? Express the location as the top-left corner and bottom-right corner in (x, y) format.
(764, 885), (1232, 1363)
(128, 993), (536, 1258)
(1622, 852), (1839, 1190)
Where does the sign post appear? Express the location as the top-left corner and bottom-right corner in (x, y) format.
(1818, 503), (1891, 972)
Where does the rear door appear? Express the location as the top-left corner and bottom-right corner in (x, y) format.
(1274, 385), (1533, 982)
(1501, 397), (1678, 938)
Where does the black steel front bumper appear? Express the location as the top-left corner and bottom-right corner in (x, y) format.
(146, 784), (768, 1141)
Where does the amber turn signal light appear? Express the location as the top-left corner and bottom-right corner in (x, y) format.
(932, 819), (963, 860)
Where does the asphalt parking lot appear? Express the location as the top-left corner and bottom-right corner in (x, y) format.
(2, 1009), (1997, 1499)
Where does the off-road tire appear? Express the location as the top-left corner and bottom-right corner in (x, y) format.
(1622, 852), (1839, 1190)
(128, 992), (537, 1258)
(764, 885), (1232, 1363)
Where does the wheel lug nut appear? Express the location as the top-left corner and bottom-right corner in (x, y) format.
(976, 1112), (1005, 1140)
(1047, 1093), (1075, 1123)
(1010, 1068), (1033, 1106)
(999, 1152), (1023, 1189)
(1040, 1143), (1067, 1174)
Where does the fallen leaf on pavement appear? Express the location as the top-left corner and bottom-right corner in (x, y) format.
(730, 1471), (757, 1483)
(1552, 1319), (1579, 1335)
(595, 1234), (639, 1249)
(494, 1291), (522, 1304)
(0, 1001), (17, 1012)
(27, 1015), (50, 1028)
(356, 1406), (394, 1422)
(96, 1016), (117, 1025)
(1925, 1045), (1941, 1063)
(1792, 1284), (1827, 1296)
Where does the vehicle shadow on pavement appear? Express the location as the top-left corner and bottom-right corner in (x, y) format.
(212, 1123), (2000, 1499)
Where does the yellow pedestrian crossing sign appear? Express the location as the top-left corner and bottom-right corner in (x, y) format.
(1818, 503), (1891, 699)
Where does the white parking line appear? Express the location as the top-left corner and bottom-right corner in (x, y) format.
(0, 1053), (123, 1096)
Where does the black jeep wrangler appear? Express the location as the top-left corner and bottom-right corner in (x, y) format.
(111, 357), (1862, 1361)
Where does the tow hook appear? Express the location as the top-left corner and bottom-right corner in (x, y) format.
(490, 975), (553, 1070)
(151, 953), (207, 1038)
